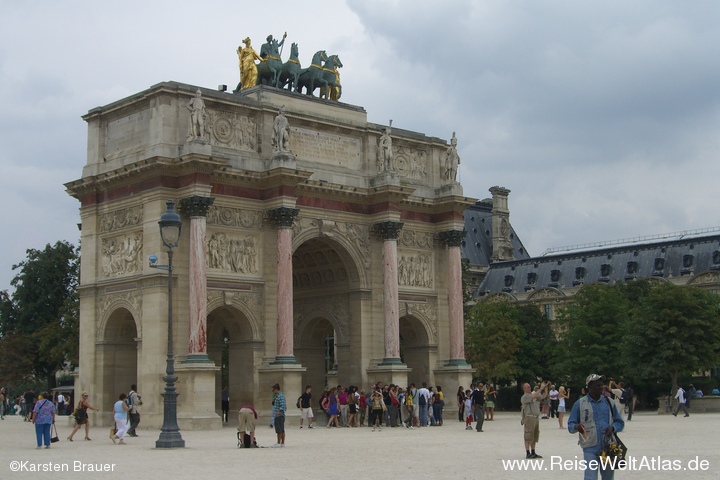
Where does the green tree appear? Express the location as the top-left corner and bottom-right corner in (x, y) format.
(515, 304), (556, 385)
(465, 301), (521, 384)
(0, 241), (79, 388)
(624, 282), (720, 387)
(552, 284), (629, 385)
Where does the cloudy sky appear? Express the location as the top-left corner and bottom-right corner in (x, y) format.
(0, 0), (718, 292)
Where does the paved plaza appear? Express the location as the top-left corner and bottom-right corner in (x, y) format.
(1, 410), (718, 479)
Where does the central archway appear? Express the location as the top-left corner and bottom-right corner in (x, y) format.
(292, 237), (362, 389)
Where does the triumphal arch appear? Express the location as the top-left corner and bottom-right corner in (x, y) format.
(66, 81), (474, 429)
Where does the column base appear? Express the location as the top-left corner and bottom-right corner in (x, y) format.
(367, 362), (410, 388)
(174, 362), (222, 430)
(183, 353), (215, 364)
(258, 362), (307, 422)
(271, 355), (298, 365)
(434, 362), (474, 393)
(446, 358), (470, 367)
(380, 357), (403, 366)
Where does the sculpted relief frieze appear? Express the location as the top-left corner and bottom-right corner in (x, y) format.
(292, 216), (317, 239)
(98, 206), (143, 233)
(207, 232), (259, 274)
(206, 205), (263, 229)
(206, 110), (257, 151)
(399, 230), (435, 249)
(101, 232), (143, 277)
(332, 222), (371, 268)
(393, 145), (428, 181)
(398, 253), (433, 288)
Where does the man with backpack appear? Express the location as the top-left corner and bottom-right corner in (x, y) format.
(417, 383), (431, 427)
(127, 385), (142, 437)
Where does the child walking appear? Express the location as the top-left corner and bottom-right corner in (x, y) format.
(464, 390), (474, 430)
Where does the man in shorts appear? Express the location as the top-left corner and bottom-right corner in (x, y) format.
(237, 403), (258, 448)
(299, 385), (314, 429)
(271, 383), (286, 447)
(520, 383), (542, 459)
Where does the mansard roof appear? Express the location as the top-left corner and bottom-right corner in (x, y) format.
(461, 199), (531, 266)
(476, 234), (720, 296)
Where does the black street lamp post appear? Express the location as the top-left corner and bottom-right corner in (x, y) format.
(153, 200), (185, 449)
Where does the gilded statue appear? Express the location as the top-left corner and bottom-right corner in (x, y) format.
(236, 37), (263, 90)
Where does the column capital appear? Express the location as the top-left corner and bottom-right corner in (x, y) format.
(179, 195), (215, 217)
(374, 221), (404, 240)
(439, 229), (466, 247)
(267, 207), (299, 228)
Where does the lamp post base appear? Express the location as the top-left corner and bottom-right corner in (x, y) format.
(155, 431), (185, 449)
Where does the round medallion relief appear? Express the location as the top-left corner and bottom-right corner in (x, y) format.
(213, 117), (234, 143)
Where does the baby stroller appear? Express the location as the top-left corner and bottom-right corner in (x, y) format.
(237, 431), (259, 448)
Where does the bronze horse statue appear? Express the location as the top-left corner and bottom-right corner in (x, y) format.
(318, 55), (343, 101)
(295, 50), (329, 96)
(257, 46), (284, 88)
(278, 43), (302, 91)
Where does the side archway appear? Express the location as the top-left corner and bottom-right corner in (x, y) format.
(207, 305), (257, 415)
(98, 307), (138, 419)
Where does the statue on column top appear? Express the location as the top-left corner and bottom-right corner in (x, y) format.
(272, 106), (291, 153)
(377, 120), (393, 172)
(444, 131), (460, 182)
(186, 89), (207, 142)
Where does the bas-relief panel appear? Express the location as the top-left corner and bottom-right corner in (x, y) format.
(393, 145), (428, 181)
(398, 253), (433, 288)
(206, 110), (258, 151)
(98, 206), (143, 233)
(206, 206), (263, 230)
(207, 232), (259, 274)
(399, 230), (435, 250)
(101, 232), (143, 277)
(291, 127), (361, 169)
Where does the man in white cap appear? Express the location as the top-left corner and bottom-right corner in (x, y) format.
(567, 374), (625, 479)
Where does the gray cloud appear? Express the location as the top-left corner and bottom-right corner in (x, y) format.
(0, 0), (718, 291)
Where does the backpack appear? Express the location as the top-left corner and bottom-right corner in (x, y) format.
(618, 389), (627, 404)
(419, 392), (427, 406)
(296, 397), (302, 409)
(125, 392), (133, 408)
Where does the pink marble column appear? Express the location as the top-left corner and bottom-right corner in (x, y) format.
(375, 221), (404, 364)
(179, 195), (214, 362)
(440, 230), (468, 365)
(268, 207), (299, 364)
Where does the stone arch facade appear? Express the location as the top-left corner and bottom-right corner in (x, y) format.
(67, 83), (474, 429)
(96, 291), (143, 342)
